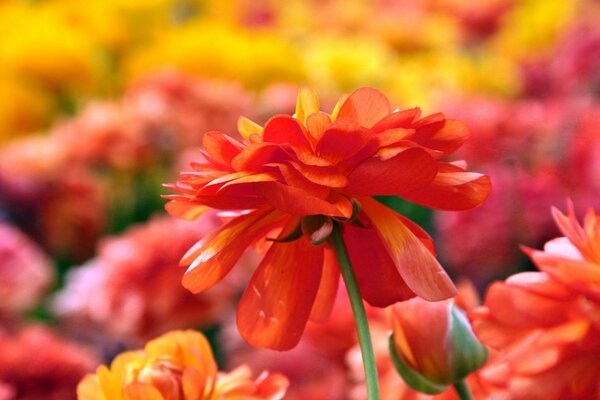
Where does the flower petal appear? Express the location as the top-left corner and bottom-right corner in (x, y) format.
(258, 181), (348, 217)
(343, 219), (416, 306)
(263, 115), (311, 150)
(336, 87), (391, 128)
(401, 163), (491, 211)
(202, 131), (244, 166)
(124, 383), (164, 400)
(309, 247), (340, 322)
(345, 147), (437, 196)
(360, 197), (456, 301)
(295, 88), (320, 124)
(316, 121), (373, 164)
(237, 237), (324, 350)
(181, 208), (285, 293)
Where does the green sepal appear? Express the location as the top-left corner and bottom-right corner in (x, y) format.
(449, 305), (488, 381)
(388, 334), (449, 395)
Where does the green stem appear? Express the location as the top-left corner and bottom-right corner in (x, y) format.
(330, 223), (380, 400)
(453, 380), (473, 400)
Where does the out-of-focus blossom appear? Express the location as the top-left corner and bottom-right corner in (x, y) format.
(124, 22), (303, 89)
(165, 87), (490, 350)
(0, 3), (102, 90)
(471, 203), (600, 399)
(54, 214), (241, 343)
(77, 330), (288, 400)
(492, 0), (576, 60)
(0, 136), (107, 261)
(0, 77), (53, 143)
(56, 72), (251, 171)
(0, 325), (98, 400)
(0, 223), (53, 319)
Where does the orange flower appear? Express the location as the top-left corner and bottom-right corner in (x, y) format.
(77, 330), (288, 400)
(165, 87), (491, 350)
(471, 203), (600, 399)
(388, 297), (487, 393)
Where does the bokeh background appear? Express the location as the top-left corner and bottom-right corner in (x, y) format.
(1, 0), (600, 399)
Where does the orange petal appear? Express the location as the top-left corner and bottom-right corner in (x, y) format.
(411, 119), (470, 158)
(231, 143), (288, 172)
(336, 87), (391, 128)
(202, 131), (244, 166)
(77, 375), (104, 400)
(316, 121), (373, 164)
(124, 383), (164, 400)
(263, 115), (311, 150)
(237, 236), (324, 350)
(306, 111), (332, 143)
(345, 147), (437, 196)
(309, 247), (340, 322)
(255, 372), (290, 400)
(295, 88), (320, 124)
(164, 200), (209, 221)
(182, 208), (285, 293)
(360, 197), (456, 301)
(343, 219), (415, 306)
(258, 181), (347, 217)
(401, 163), (491, 211)
(371, 108), (422, 132)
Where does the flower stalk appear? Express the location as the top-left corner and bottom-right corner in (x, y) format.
(330, 223), (380, 400)
(453, 380), (474, 400)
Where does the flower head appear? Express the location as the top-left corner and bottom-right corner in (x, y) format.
(77, 330), (288, 400)
(388, 297), (488, 394)
(165, 87), (491, 350)
(471, 202), (600, 399)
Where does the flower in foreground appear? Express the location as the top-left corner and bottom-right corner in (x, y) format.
(471, 203), (600, 399)
(77, 330), (288, 400)
(388, 296), (488, 395)
(165, 87), (491, 350)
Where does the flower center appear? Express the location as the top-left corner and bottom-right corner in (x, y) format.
(137, 357), (185, 400)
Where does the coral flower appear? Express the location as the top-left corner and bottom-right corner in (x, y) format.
(165, 87), (491, 350)
(77, 330), (288, 400)
(471, 203), (600, 399)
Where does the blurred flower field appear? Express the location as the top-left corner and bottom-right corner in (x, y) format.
(1, 0), (600, 399)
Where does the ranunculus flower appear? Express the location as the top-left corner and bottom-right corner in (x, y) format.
(471, 203), (600, 399)
(165, 87), (491, 350)
(388, 297), (488, 394)
(0, 223), (53, 318)
(0, 325), (98, 400)
(53, 214), (241, 343)
(77, 330), (288, 400)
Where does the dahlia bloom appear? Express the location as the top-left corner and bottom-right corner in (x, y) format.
(0, 325), (98, 400)
(77, 330), (288, 400)
(165, 87), (491, 350)
(471, 203), (600, 399)
(0, 223), (53, 318)
(54, 215), (241, 343)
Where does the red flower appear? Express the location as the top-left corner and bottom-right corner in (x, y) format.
(471, 203), (600, 399)
(165, 87), (491, 350)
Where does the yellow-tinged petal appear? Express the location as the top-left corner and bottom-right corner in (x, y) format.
(77, 375), (104, 400)
(124, 383), (164, 400)
(360, 197), (456, 301)
(238, 116), (263, 140)
(295, 87), (320, 124)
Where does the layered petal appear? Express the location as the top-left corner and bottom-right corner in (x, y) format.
(401, 163), (491, 211)
(181, 208), (285, 293)
(360, 197), (456, 301)
(343, 220), (415, 307)
(237, 235), (324, 350)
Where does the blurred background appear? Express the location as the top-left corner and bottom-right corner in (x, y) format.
(0, 0), (599, 399)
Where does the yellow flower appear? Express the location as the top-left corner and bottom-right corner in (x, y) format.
(77, 330), (288, 400)
(124, 21), (303, 89)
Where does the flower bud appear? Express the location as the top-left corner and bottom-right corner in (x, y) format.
(388, 297), (487, 394)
